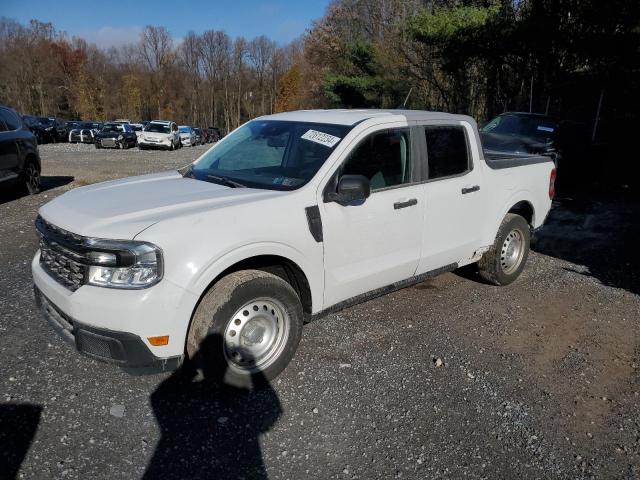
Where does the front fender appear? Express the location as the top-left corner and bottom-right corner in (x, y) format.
(187, 241), (323, 313)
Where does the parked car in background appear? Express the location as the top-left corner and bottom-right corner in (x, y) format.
(94, 122), (137, 149)
(193, 128), (203, 145)
(200, 128), (210, 144)
(38, 117), (67, 143)
(138, 120), (181, 150)
(32, 109), (554, 385)
(64, 121), (81, 140)
(0, 105), (41, 194)
(130, 123), (145, 142)
(207, 127), (221, 142)
(69, 122), (103, 144)
(22, 115), (47, 144)
(178, 125), (197, 147)
(480, 112), (559, 163)
(114, 119), (131, 125)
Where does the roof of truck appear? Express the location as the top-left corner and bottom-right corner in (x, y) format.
(261, 109), (472, 126)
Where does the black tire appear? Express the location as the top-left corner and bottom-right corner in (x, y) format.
(139, 145), (146, 150)
(186, 269), (304, 389)
(477, 213), (530, 286)
(95, 143), (101, 149)
(21, 158), (41, 195)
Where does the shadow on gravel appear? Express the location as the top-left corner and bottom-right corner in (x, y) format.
(0, 403), (42, 479)
(532, 197), (640, 295)
(0, 175), (74, 205)
(145, 334), (281, 480)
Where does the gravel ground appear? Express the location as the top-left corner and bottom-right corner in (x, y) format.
(1, 143), (639, 479)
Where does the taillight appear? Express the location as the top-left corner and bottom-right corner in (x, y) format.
(549, 168), (557, 199)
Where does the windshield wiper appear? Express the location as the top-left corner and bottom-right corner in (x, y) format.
(206, 174), (246, 188)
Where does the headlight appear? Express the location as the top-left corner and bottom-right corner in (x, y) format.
(117, 134), (124, 140)
(85, 239), (163, 289)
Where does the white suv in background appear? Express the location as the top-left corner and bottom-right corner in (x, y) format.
(138, 120), (181, 150)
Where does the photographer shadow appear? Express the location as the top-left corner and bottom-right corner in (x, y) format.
(0, 403), (42, 479)
(144, 334), (282, 480)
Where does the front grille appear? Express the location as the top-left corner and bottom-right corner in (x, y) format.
(36, 216), (88, 291)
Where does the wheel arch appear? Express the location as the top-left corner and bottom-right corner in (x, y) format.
(507, 200), (535, 227)
(188, 243), (320, 319)
(481, 193), (537, 247)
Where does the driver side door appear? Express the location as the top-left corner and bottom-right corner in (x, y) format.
(319, 125), (424, 307)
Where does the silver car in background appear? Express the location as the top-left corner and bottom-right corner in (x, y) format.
(178, 125), (197, 147)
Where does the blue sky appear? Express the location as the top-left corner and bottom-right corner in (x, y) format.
(1, 0), (330, 48)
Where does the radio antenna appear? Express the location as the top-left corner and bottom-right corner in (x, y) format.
(402, 87), (414, 108)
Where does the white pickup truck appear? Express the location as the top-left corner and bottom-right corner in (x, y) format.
(32, 109), (555, 387)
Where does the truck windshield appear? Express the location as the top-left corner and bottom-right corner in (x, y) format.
(186, 120), (352, 191)
(482, 114), (558, 142)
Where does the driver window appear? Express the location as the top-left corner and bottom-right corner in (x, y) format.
(342, 129), (411, 191)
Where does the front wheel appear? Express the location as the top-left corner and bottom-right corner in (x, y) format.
(477, 213), (530, 286)
(187, 270), (304, 389)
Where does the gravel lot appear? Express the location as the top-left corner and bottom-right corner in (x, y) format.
(1, 143), (639, 479)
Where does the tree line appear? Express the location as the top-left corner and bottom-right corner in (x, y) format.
(1, 0), (638, 137)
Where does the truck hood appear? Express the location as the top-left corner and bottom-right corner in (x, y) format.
(38, 171), (282, 239)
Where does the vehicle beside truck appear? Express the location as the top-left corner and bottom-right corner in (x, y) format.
(32, 109), (554, 387)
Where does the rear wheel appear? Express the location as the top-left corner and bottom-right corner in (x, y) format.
(477, 213), (530, 286)
(187, 270), (304, 389)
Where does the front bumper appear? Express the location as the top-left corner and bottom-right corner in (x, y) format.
(32, 251), (198, 373)
(97, 137), (122, 148)
(34, 286), (182, 373)
(138, 137), (172, 149)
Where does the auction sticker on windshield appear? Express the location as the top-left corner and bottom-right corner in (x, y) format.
(301, 129), (341, 148)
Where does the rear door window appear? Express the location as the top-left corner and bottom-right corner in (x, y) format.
(424, 126), (470, 180)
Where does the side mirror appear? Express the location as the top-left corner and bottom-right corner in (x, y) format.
(326, 175), (371, 203)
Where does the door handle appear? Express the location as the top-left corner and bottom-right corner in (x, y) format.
(394, 199), (418, 210)
(461, 185), (480, 194)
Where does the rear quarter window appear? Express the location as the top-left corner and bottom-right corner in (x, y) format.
(0, 108), (23, 131)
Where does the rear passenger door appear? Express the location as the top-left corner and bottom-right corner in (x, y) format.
(416, 123), (486, 274)
(321, 126), (424, 307)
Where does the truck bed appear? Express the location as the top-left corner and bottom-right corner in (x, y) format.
(483, 150), (554, 170)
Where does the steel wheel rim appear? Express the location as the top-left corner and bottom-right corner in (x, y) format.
(26, 164), (39, 191)
(500, 228), (524, 274)
(223, 297), (290, 373)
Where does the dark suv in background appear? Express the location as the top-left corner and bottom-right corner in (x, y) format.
(0, 105), (41, 194)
